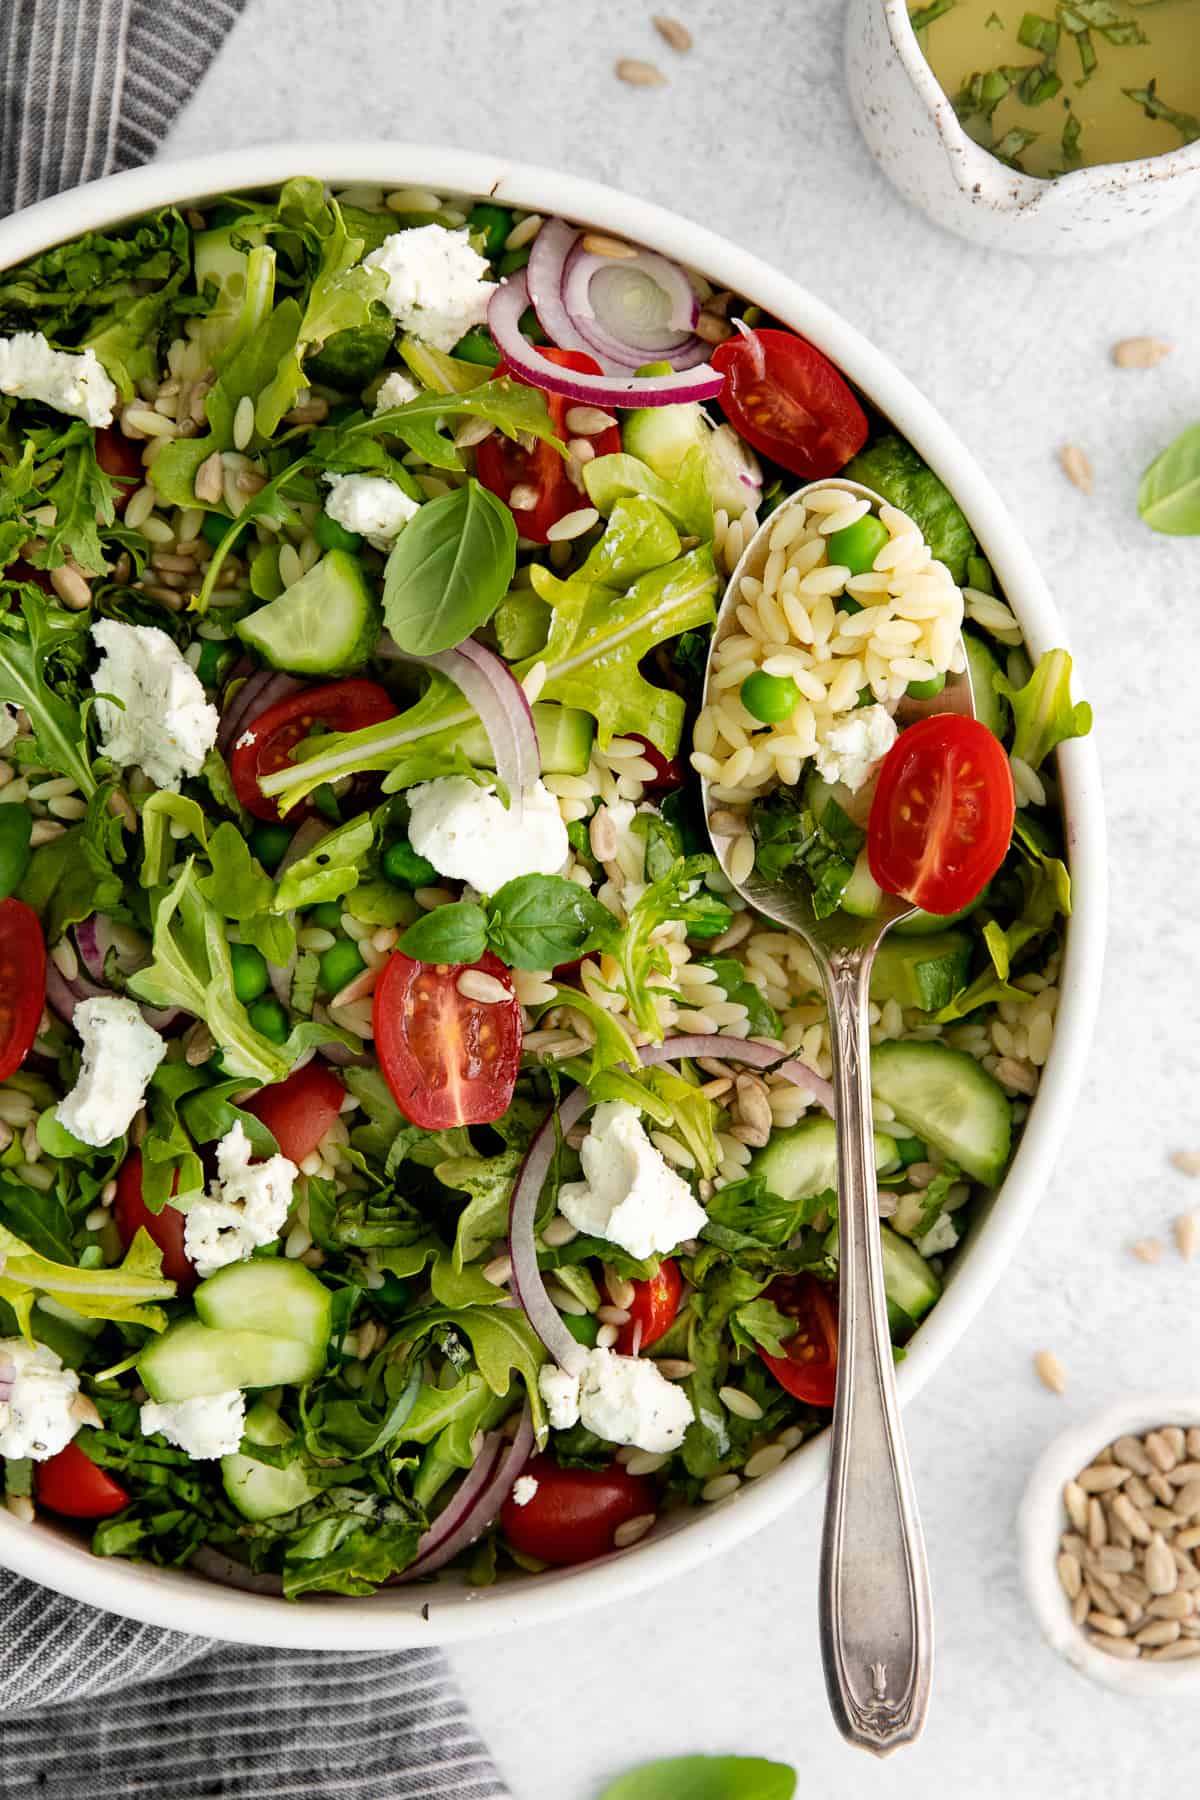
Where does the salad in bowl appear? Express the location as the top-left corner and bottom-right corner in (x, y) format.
(0, 172), (1091, 1602)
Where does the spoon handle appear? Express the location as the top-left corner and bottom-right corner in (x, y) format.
(817, 947), (933, 1755)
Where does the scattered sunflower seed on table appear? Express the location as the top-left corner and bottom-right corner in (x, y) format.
(1057, 1425), (1200, 1660)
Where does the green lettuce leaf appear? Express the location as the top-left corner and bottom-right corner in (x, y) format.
(841, 433), (978, 583)
(597, 1756), (796, 1800)
(583, 447), (713, 540)
(996, 647), (1092, 771)
(0, 1222), (174, 1336)
(315, 374), (564, 474)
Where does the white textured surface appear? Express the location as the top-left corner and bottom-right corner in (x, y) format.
(165, 2), (1200, 1792)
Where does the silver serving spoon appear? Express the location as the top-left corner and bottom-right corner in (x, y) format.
(700, 478), (975, 1756)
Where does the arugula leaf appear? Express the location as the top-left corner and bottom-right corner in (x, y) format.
(439, 1147), (523, 1271)
(642, 1065), (719, 1179)
(0, 1222), (174, 1336)
(729, 1297), (797, 1358)
(318, 375), (563, 474)
(1138, 421), (1200, 535)
(0, 805), (32, 900)
(523, 545), (719, 756)
(613, 854), (726, 1040)
(995, 647), (1092, 770)
(0, 590), (100, 795)
(128, 860), (353, 1083)
(402, 1303), (548, 1439)
(841, 433), (979, 584)
(704, 1175), (830, 1250)
(0, 1174), (74, 1264)
(682, 1264), (770, 1477)
(583, 448), (714, 540)
(578, 496), (682, 585)
(19, 814), (123, 942)
(382, 480), (516, 655)
(597, 1756), (796, 1800)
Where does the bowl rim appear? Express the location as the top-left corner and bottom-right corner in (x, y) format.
(879, 0), (1200, 208)
(1018, 1394), (1200, 1694)
(0, 141), (1107, 1649)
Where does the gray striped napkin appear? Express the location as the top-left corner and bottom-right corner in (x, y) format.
(0, 5), (511, 1795)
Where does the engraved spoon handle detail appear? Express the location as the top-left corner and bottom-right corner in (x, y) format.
(817, 947), (934, 1756)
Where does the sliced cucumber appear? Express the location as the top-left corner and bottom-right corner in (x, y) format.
(840, 848), (885, 918)
(891, 896), (983, 936)
(749, 1115), (900, 1204)
(822, 1222), (942, 1336)
(457, 703), (595, 776)
(622, 401), (708, 480)
(194, 1258), (332, 1351)
(236, 549), (381, 676)
(221, 1400), (318, 1521)
(493, 592), (550, 662)
(963, 631), (1010, 741)
(137, 1319), (324, 1402)
(870, 1041), (1011, 1186)
(193, 223), (266, 357)
(870, 930), (971, 1013)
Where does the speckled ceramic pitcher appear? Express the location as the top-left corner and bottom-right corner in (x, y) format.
(846, 0), (1200, 254)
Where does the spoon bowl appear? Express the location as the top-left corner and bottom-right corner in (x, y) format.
(699, 477), (977, 1754)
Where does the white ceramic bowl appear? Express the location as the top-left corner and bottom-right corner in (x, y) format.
(846, 0), (1200, 254)
(0, 144), (1106, 1649)
(1019, 1395), (1200, 1694)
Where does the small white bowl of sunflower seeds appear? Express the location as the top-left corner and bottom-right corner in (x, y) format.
(1019, 1395), (1200, 1694)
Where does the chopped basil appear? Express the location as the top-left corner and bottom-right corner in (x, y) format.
(909, 0), (958, 29)
(992, 125), (1042, 162)
(1123, 79), (1200, 143)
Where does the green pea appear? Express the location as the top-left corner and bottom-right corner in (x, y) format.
(250, 821), (293, 873)
(453, 325), (502, 367)
(0, 806), (33, 903)
(194, 638), (233, 688)
(906, 672), (946, 700)
(825, 514), (890, 576)
(229, 942), (270, 1004)
(381, 839), (437, 889)
(319, 940), (365, 995)
(308, 902), (345, 931)
(201, 511), (243, 551)
(892, 1136), (926, 1168)
(839, 596), (863, 616)
(468, 201), (512, 259)
(249, 997), (289, 1043)
(313, 511), (361, 553)
(740, 670), (800, 724)
(563, 1312), (600, 1348)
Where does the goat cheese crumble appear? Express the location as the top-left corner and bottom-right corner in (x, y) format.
(91, 619), (219, 790)
(558, 1102), (708, 1260)
(813, 703), (898, 793)
(537, 1350), (694, 1453)
(140, 1389), (247, 1460)
(56, 996), (166, 1148)
(323, 472), (420, 548)
(373, 370), (420, 412)
(510, 1475), (539, 1507)
(183, 1122), (298, 1279)
(0, 1339), (81, 1460)
(0, 331), (117, 426)
(406, 775), (569, 893)
(364, 225), (496, 353)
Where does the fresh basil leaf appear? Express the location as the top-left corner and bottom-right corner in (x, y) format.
(485, 873), (618, 971)
(397, 900), (488, 966)
(383, 480), (516, 655)
(1138, 421), (1200, 535)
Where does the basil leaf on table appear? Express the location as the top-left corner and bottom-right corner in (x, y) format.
(1139, 422), (1200, 535)
(383, 479), (517, 655)
(596, 1755), (796, 1800)
(397, 900), (489, 966)
(484, 873), (618, 970)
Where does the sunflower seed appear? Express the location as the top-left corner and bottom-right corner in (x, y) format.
(1174, 1212), (1199, 1261)
(1035, 1349), (1067, 1394)
(1085, 1574), (1120, 1615)
(652, 14), (693, 51)
(1167, 1464), (1200, 1485)
(1113, 1435), (1154, 1475)
(1108, 1512), (1135, 1550)
(1162, 1426), (1187, 1459)
(1097, 1545), (1135, 1572)
(1112, 1493), (1153, 1542)
(1134, 1619), (1180, 1647)
(1145, 1533), (1178, 1595)
(1177, 1527), (1200, 1551)
(1146, 1638), (1200, 1661)
(1087, 1611), (1128, 1636)
(1087, 1633), (1140, 1659)
(1147, 1470), (1177, 1506)
(1071, 1587), (1089, 1627)
(1063, 1481), (1089, 1532)
(1146, 1430), (1179, 1472)
(1087, 1497), (1107, 1550)
(1131, 1237), (1163, 1263)
(1079, 1464), (1130, 1494)
(1147, 1590), (1194, 1619)
(1112, 336), (1172, 368)
(1124, 1474), (1155, 1511)
(1172, 1150), (1200, 1176)
(615, 58), (667, 87)
(1057, 1552), (1083, 1599)
(1191, 1430), (1200, 1459)
(1059, 444), (1094, 493)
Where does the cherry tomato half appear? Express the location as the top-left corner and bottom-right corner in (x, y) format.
(228, 679), (397, 823)
(114, 1151), (195, 1292)
(499, 1454), (655, 1565)
(710, 328), (868, 481)
(0, 899), (46, 1084)
(373, 950), (521, 1129)
(630, 735), (683, 795)
(758, 1274), (839, 1408)
(35, 1441), (129, 1519)
(243, 1061), (345, 1165)
(475, 348), (621, 541)
(613, 1258), (682, 1356)
(95, 426), (144, 515)
(867, 714), (1015, 916)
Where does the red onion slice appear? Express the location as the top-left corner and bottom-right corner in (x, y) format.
(217, 670), (305, 759)
(380, 635), (539, 805)
(560, 240), (708, 372)
(637, 1034), (835, 1116)
(507, 1084), (593, 1377)
(400, 1406), (536, 1582)
(526, 218), (624, 371)
(489, 274), (723, 409)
